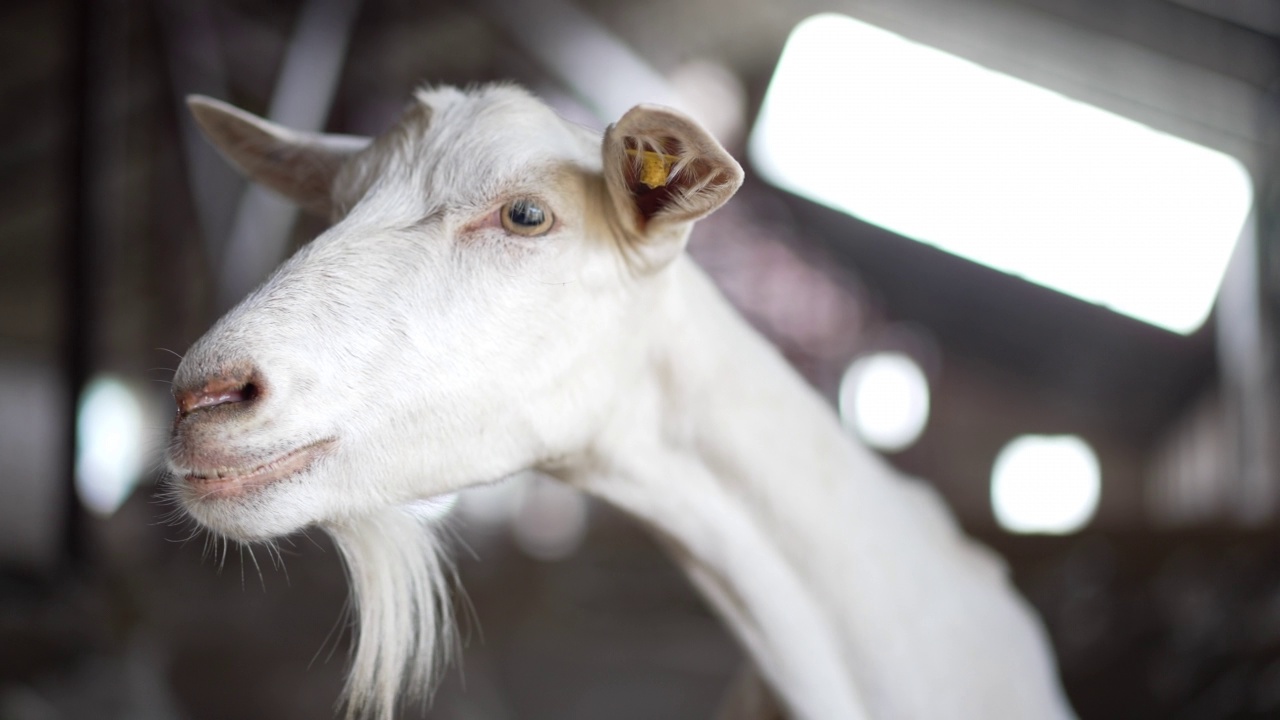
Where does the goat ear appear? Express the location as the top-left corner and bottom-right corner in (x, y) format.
(187, 95), (370, 218)
(603, 105), (743, 270)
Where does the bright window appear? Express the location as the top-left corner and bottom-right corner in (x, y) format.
(750, 14), (1254, 334)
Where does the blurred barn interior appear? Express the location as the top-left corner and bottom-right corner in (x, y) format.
(1, 0), (1278, 718)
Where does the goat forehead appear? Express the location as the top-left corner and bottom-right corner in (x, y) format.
(377, 87), (598, 199)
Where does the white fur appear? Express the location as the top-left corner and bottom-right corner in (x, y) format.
(328, 508), (455, 719)
(170, 84), (1076, 719)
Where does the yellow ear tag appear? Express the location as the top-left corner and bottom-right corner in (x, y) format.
(626, 148), (679, 189)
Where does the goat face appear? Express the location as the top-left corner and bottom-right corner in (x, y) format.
(167, 85), (742, 542)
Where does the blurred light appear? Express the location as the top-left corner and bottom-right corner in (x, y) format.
(457, 473), (530, 528)
(457, 473), (589, 561)
(751, 13), (1253, 335)
(511, 475), (588, 562)
(75, 375), (150, 517)
(481, 0), (679, 123)
(991, 435), (1100, 534)
(839, 352), (930, 452)
(670, 59), (748, 145)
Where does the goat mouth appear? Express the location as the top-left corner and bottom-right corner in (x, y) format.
(183, 438), (335, 498)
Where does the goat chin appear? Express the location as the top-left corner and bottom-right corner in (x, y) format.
(325, 506), (457, 720)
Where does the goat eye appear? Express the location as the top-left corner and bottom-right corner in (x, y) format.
(500, 198), (553, 236)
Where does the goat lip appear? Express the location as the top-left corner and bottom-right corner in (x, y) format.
(183, 438), (335, 497)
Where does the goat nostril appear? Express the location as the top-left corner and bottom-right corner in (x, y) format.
(175, 374), (263, 416)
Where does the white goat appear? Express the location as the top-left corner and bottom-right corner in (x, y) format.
(168, 84), (1076, 720)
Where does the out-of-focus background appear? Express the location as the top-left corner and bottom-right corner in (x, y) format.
(1, 0), (1278, 718)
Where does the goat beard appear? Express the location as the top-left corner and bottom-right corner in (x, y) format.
(326, 507), (457, 720)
